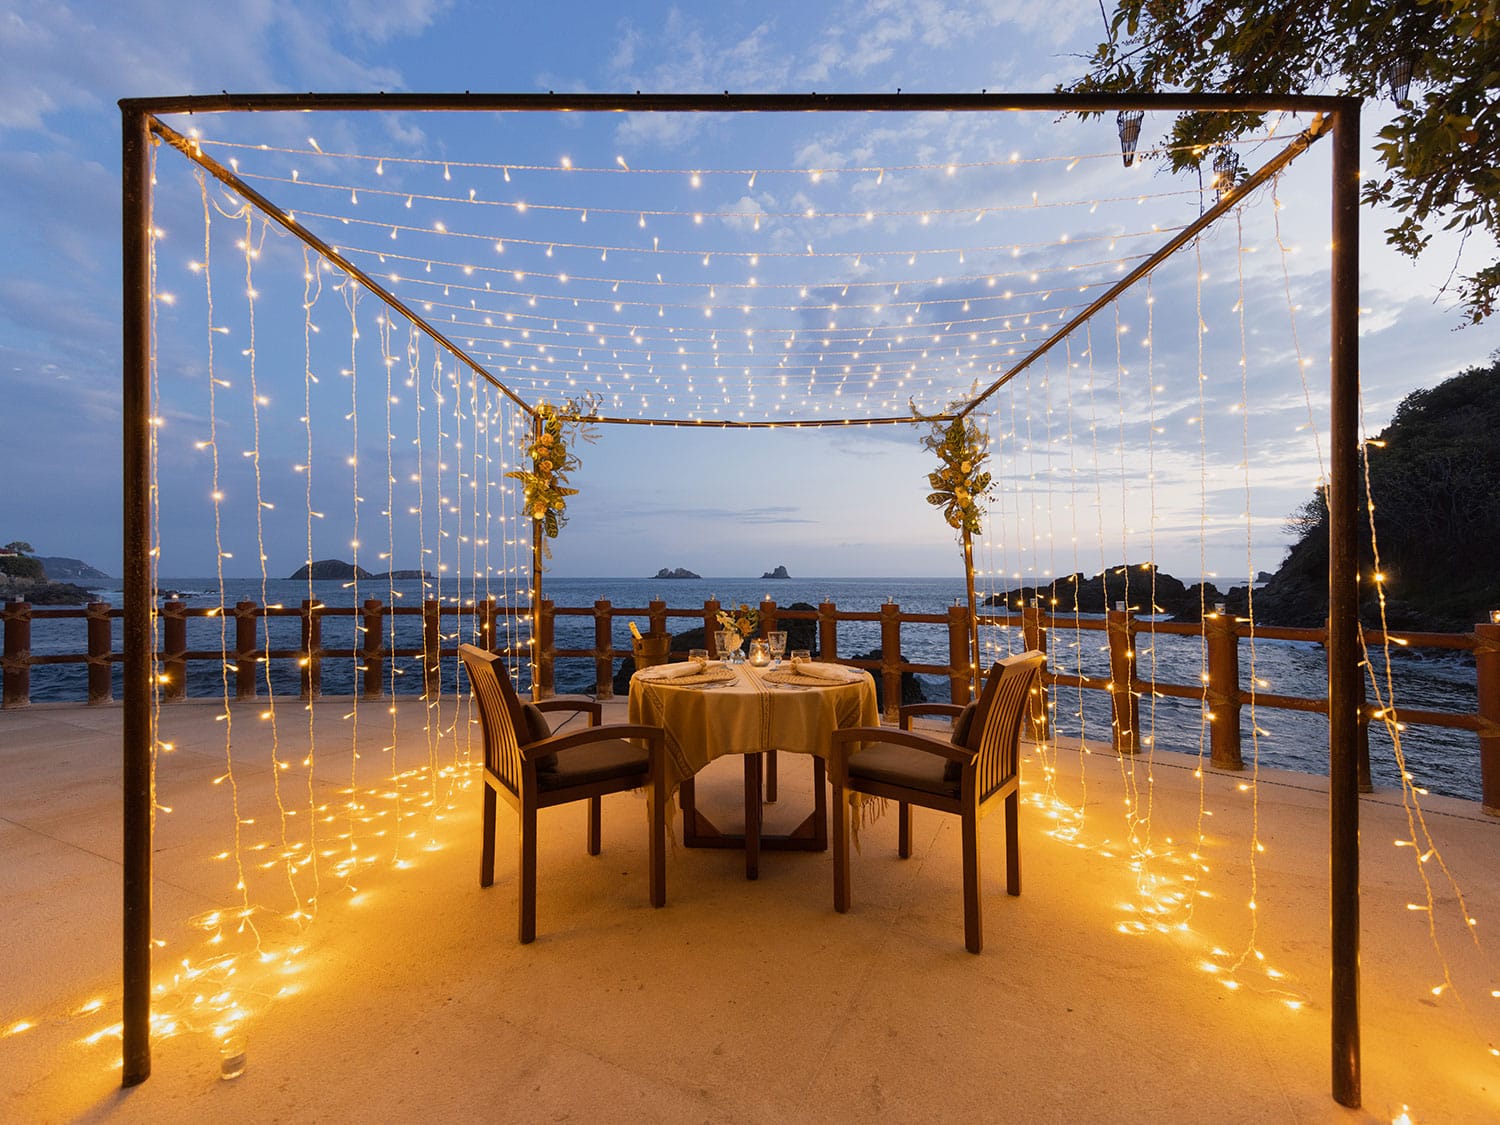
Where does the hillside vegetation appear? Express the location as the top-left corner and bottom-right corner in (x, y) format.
(1255, 358), (1500, 630)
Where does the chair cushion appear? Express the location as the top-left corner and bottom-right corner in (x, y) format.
(848, 740), (961, 799)
(519, 703), (558, 772)
(537, 738), (650, 791)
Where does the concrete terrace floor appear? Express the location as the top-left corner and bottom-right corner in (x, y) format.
(2, 696), (1499, 1123)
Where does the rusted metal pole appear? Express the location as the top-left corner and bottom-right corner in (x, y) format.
(120, 103), (153, 1088)
(962, 527), (981, 692)
(530, 413), (544, 700)
(1327, 101), (1363, 1110)
(1477, 621), (1500, 815)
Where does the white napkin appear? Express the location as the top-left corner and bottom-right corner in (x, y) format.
(789, 661), (858, 682)
(638, 659), (708, 680)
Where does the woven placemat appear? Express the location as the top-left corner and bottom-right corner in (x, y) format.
(762, 667), (861, 687)
(635, 665), (737, 687)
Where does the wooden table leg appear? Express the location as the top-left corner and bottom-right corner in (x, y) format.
(744, 752), (762, 880)
(765, 749), (778, 803)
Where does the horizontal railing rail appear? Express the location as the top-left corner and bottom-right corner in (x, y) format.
(4, 595), (1498, 812)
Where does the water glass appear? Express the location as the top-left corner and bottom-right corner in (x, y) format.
(689, 647), (708, 666)
(790, 649), (810, 665)
(767, 631), (787, 667)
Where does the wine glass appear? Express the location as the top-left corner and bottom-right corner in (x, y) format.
(767, 630), (788, 668)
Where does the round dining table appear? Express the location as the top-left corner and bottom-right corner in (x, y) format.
(627, 660), (879, 878)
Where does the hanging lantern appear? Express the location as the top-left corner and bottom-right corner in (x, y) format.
(1212, 147), (1241, 204)
(1116, 109), (1145, 167)
(1384, 54), (1416, 105)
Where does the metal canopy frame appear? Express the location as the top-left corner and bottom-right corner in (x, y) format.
(120, 91), (1362, 1106)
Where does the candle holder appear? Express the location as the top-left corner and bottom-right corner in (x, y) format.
(1490, 610), (1500, 625)
(747, 639), (772, 667)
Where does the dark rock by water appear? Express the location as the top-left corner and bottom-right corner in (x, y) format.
(289, 559), (373, 580)
(761, 565), (791, 579)
(652, 567), (702, 579)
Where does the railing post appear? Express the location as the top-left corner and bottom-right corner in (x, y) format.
(946, 603), (971, 704)
(879, 601), (902, 721)
(593, 599), (614, 699)
(87, 601), (114, 704)
(818, 598), (838, 662)
(301, 599), (323, 700)
(1205, 611), (1243, 770)
(1476, 620), (1500, 816)
(535, 598), (555, 699)
(479, 596), (498, 652)
(161, 599), (187, 702)
(362, 597), (383, 698)
(1021, 603), (1050, 741)
(235, 600), (258, 700)
(704, 598), (723, 656)
(648, 597), (667, 638)
(1106, 606), (1139, 755)
(759, 597), (778, 638)
(2, 600), (31, 709)
(421, 599), (440, 699)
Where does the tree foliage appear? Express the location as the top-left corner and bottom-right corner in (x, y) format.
(4, 540), (34, 553)
(1067, 1), (1500, 323)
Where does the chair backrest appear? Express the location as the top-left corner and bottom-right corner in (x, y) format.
(458, 644), (527, 795)
(972, 651), (1046, 799)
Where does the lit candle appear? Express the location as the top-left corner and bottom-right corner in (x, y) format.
(1490, 610), (1500, 625)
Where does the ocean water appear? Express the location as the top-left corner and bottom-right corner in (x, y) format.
(16, 574), (1483, 802)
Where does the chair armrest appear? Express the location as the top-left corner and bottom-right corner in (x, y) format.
(898, 702), (963, 730)
(828, 724), (972, 777)
(535, 697), (601, 727)
(521, 722), (664, 761)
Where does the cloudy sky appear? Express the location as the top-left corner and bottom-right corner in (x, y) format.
(1, 1), (1495, 583)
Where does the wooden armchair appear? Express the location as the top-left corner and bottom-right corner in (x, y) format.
(830, 650), (1046, 954)
(459, 644), (666, 943)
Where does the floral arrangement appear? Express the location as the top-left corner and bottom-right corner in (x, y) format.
(715, 603), (760, 641)
(916, 406), (994, 537)
(506, 395), (597, 555)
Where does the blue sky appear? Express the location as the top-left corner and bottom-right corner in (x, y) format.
(1, 1), (1495, 583)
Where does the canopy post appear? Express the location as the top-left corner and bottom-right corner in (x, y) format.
(120, 104), (154, 1088)
(962, 527), (981, 692)
(1327, 101), (1363, 1110)
(529, 412), (544, 700)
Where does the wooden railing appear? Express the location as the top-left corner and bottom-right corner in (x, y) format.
(5, 595), (1499, 812)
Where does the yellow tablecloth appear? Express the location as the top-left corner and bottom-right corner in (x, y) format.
(628, 663), (879, 794)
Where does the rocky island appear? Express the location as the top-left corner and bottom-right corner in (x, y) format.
(0, 544), (107, 605)
(652, 567), (702, 579)
(761, 565), (791, 579)
(288, 560), (432, 581)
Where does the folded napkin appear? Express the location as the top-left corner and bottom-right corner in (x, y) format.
(788, 660), (857, 682)
(638, 658), (708, 680)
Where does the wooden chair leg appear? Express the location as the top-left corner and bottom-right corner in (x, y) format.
(832, 783), (850, 913)
(587, 795), (602, 856)
(518, 801), (538, 944)
(480, 781), (497, 888)
(898, 801), (912, 858)
(961, 807), (982, 954)
(1005, 789), (1021, 896)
